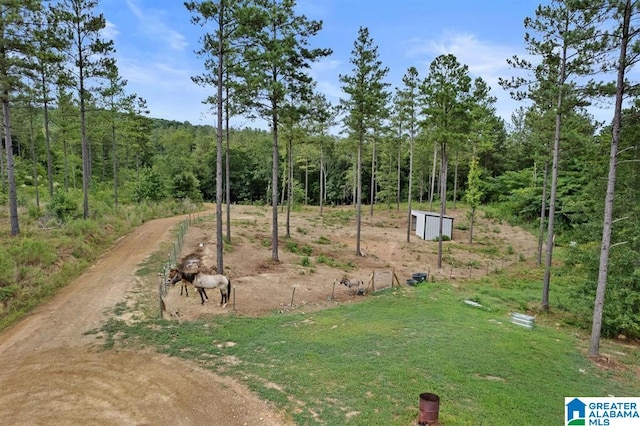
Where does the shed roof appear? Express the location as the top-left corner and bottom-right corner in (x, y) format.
(411, 210), (454, 220)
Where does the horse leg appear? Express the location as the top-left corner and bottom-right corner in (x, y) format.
(198, 287), (209, 305)
(221, 279), (230, 307)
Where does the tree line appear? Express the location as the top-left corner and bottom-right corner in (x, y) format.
(2, 0), (640, 354)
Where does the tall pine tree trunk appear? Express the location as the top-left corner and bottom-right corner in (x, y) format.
(225, 85), (231, 242)
(537, 160), (549, 266)
(79, 78), (90, 219)
(396, 140), (401, 212)
(542, 40), (568, 311)
(437, 143), (447, 269)
(319, 144), (324, 215)
(28, 103), (40, 210)
(406, 135), (414, 243)
(429, 144), (437, 211)
(590, 0), (630, 357)
(356, 136), (363, 256)
(369, 137), (376, 216)
(271, 108), (280, 262)
(215, 10), (224, 274)
(2, 96), (19, 235)
(286, 133), (292, 238)
(42, 73), (54, 197)
(111, 117), (118, 206)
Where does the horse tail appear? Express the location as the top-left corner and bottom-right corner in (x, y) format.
(226, 277), (231, 299)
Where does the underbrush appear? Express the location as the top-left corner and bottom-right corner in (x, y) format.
(0, 194), (201, 331)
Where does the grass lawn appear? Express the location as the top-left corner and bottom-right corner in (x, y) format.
(100, 264), (640, 425)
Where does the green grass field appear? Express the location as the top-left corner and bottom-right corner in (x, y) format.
(100, 264), (640, 425)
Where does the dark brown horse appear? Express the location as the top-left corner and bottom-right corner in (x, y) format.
(167, 268), (197, 298)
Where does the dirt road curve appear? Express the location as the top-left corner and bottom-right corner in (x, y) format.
(0, 215), (290, 426)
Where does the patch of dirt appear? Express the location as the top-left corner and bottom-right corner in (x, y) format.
(0, 204), (538, 425)
(163, 205), (539, 321)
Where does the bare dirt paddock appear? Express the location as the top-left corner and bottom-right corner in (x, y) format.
(0, 204), (537, 425)
(164, 204), (537, 320)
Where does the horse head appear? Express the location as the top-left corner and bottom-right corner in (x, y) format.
(167, 268), (182, 286)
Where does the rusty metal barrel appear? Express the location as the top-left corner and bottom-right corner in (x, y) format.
(417, 392), (440, 425)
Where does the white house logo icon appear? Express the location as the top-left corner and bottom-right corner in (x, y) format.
(566, 398), (586, 425)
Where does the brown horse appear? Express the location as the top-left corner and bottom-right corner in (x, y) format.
(167, 268), (196, 297)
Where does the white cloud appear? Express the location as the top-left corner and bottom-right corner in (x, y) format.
(405, 32), (520, 85)
(402, 31), (535, 124)
(311, 58), (342, 73)
(316, 80), (342, 101)
(124, 0), (188, 52)
(309, 58), (343, 102)
(102, 20), (119, 41)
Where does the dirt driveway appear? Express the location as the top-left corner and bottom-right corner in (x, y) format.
(0, 213), (291, 426)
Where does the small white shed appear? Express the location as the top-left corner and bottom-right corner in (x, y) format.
(411, 210), (454, 241)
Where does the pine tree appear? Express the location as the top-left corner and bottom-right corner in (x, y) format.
(590, 0), (640, 357)
(98, 63), (133, 206)
(0, 0), (42, 236)
(304, 92), (336, 216)
(396, 66), (421, 243)
(421, 54), (471, 269)
(501, 0), (608, 310)
(235, 0), (331, 261)
(31, 5), (66, 198)
(53, 0), (116, 219)
(339, 26), (390, 256)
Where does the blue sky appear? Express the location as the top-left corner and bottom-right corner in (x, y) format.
(97, 0), (613, 128)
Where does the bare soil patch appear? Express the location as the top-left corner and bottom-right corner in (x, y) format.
(163, 205), (538, 321)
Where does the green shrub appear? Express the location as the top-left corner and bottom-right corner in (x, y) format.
(286, 241), (299, 253)
(0, 284), (19, 302)
(133, 168), (168, 202)
(47, 189), (78, 223)
(300, 256), (311, 267)
(171, 171), (202, 201)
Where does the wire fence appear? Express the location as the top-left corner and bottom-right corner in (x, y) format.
(159, 211), (216, 319)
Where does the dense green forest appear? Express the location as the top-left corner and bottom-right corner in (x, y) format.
(1, 1), (639, 353)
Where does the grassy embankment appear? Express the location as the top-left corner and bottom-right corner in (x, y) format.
(0, 195), (202, 331)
